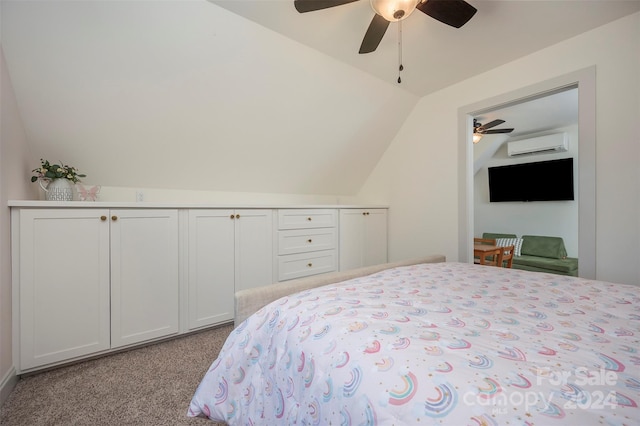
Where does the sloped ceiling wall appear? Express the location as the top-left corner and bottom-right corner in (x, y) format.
(1, 0), (418, 196)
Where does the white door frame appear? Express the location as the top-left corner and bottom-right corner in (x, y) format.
(457, 66), (596, 279)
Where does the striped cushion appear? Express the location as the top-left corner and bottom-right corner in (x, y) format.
(496, 237), (523, 257)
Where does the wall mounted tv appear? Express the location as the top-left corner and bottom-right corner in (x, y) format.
(488, 158), (575, 202)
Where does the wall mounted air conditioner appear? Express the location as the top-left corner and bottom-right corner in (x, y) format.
(507, 133), (568, 157)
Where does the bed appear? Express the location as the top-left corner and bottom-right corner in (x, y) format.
(188, 259), (640, 425)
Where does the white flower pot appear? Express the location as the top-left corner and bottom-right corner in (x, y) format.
(40, 179), (74, 201)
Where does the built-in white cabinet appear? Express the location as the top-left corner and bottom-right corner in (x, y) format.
(13, 208), (179, 371)
(186, 209), (273, 330)
(11, 203), (386, 372)
(339, 209), (388, 271)
(276, 209), (337, 281)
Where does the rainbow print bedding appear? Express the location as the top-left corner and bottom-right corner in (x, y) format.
(188, 262), (640, 425)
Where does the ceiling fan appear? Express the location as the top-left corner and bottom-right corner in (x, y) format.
(473, 119), (514, 143)
(294, 0), (477, 54)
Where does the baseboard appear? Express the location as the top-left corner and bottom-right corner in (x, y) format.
(0, 366), (18, 408)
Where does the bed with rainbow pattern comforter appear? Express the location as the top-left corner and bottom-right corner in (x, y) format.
(188, 262), (640, 425)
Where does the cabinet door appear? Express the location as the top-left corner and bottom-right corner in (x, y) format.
(110, 209), (179, 348)
(18, 209), (110, 370)
(339, 209), (366, 271)
(364, 209), (388, 266)
(339, 209), (388, 271)
(187, 210), (235, 330)
(235, 209), (273, 292)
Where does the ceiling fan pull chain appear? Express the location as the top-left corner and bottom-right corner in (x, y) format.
(397, 20), (403, 84)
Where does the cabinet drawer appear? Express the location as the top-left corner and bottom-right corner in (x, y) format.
(278, 250), (336, 281)
(278, 228), (336, 255)
(278, 209), (337, 230)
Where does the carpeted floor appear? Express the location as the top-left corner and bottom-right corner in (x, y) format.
(0, 324), (233, 426)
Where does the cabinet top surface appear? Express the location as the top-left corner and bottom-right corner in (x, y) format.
(9, 200), (389, 209)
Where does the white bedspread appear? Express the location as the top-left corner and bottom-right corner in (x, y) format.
(188, 262), (640, 425)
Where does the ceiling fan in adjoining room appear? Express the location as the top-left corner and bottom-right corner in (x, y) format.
(293, 0), (477, 54)
(473, 118), (514, 144)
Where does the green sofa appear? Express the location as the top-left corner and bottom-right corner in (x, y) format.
(482, 233), (579, 276)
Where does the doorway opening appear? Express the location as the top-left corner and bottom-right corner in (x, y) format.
(457, 67), (596, 279)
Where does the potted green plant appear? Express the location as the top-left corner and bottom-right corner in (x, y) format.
(32, 159), (86, 201)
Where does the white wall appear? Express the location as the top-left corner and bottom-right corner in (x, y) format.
(0, 46), (38, 403)
(1, 0), (418, 197)
(474, 126), (579, 256)
(358, 12), (640, 285)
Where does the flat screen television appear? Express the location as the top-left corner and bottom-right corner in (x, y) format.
(488, 158), (574, 202)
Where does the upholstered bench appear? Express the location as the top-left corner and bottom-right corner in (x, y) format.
(483, 233), (579, 276)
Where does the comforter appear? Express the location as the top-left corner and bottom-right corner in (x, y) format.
(188, 262), (640, 425)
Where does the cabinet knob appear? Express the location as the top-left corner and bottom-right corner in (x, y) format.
(100, 215), (107, 221)
(111, 216), (118, 221)
(236, 214), (240, 219)
(230, 214), (235, 219)
(307, 263), (313, 267)
(307, 239), (312, 243)
(307, 217), (312, 221)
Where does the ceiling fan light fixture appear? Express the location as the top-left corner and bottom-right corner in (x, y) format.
(370, 0), (419, 22)
(473, 133), (483, 144)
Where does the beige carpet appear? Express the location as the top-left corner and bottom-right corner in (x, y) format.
(0, 324), (234, 426)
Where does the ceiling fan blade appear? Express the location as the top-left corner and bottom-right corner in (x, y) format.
(294, 0), (359, 13)
(483, 128), (514, 134)
(416, 0), (477, 28)
(359, 14), (390, 54)
(477, 119), (505, 131)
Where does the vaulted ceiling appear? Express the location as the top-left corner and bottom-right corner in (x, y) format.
(212, 0), (640, 96)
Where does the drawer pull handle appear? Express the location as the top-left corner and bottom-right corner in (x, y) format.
(307, 217), (312, 221)
(307, 239), (312, 243)
(100, 215), (107, 221)
(111, 216), (118, 221)
(307, 263), (313, 267)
